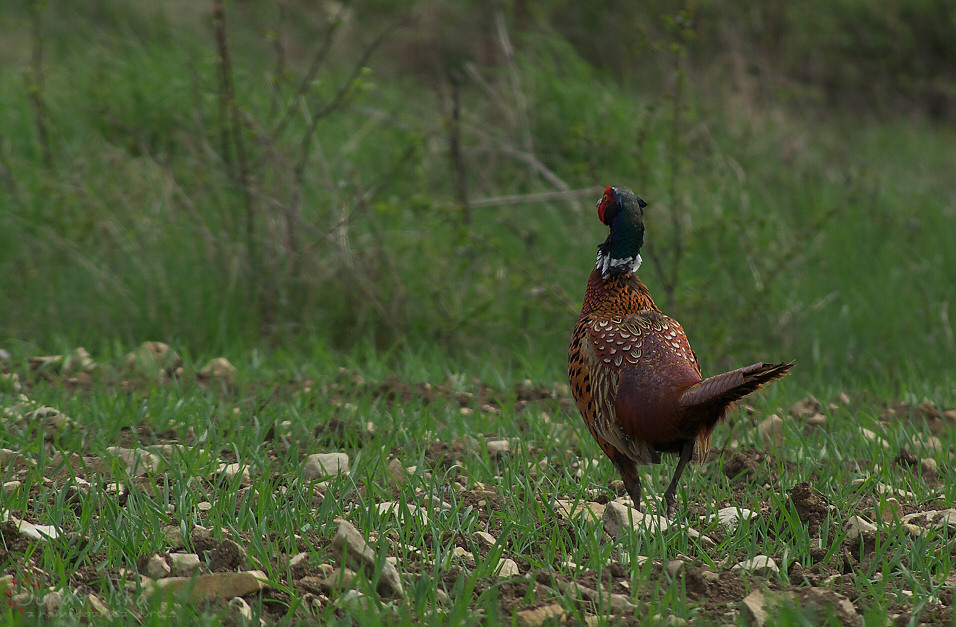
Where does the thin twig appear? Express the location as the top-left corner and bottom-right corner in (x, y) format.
(27, 0), (52, 168)
(268, 2), (348, 143)
(292, 19), (403, 188)
(464, 187), (602, 209)
(212, 0), (257, 284)
(447, 69), (470, 224)
(495, 10), (534, 163)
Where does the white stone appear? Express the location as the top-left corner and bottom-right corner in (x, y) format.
(901, 509), (956, 531)
(603, 501), (670, 537)
(474, 531), (497, 547)
(332, 519), (404, 598)
(516, 603), (565, 627)
(2, 511), (60, 541)
(147, 570), (269, 602)
(198, 357), (237, 384)
(453, 547), (475, 567)
(711, 506), (756, 531)
(845, 515), (878, 541)
(555, 499), (605, 523)
(732, 555), (779, 576)
(859, 428), (891, 449)
(486, 440), (511, 455)
(105, 447), (161, 475)
(145, 554), (171, 579)
(227, 596), (254, 622)
(41, 589), (65, 617)
(376, 501), (427, 524)
(495, 558), (520, 578)
(218, 462), (252, 485)
(303, 453), (350, 480)
(168, 553), (201, 576)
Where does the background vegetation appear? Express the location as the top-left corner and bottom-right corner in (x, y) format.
(1, 0), (954, 389)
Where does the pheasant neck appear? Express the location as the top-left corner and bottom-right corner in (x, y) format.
(595, 219), (644, 279)
(596, 249), (642, 279)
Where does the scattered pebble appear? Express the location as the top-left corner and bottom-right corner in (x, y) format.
(732, 555), (779, 576)
(789, 396), (823, 418)
(125, 341), (182, 376)
(227, 596), (255, 623)
(86, 593), (110, 617)
(41, 589), (65, 617)
(742, 589), (789, 627)
(2, 511), (60, 541)
(105, 447), (162, 475)
(474, 531), (497, 547)
(453, 546), (476, 567)
(603, 501), (670, 537)
(553, 579), (636, 613)
(217, 462), (252, 486)
(197, 357), (237, 385)
(303, 453), (350, 480)
(169, 553), (201, 576)
(910, 433), (944, 454)
(806, 413), (827, 427)
(901, 509), (956, 531)
(554, 499), (605, 523)
(387, 458), (408, 487)
(332, 518), (404, 599)
(145, 554), (171, 579)
(651, 613), (689, 626)
(665, 559), (685, 577)
(162, 524), (184, 546)
(148, 570), (269, 602)
(707, 506), (756, 531)
(495, 558), (520, 578)
(845, 515), (878, 544)
(486, 440), (511, 456)
(377, 501), (428, 524)
(516, 603), (565, 627)
(875, 497), (903, 522)
(602, 501), (715, 546)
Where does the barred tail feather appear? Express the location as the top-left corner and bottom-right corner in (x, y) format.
(679, 361), (793, 414)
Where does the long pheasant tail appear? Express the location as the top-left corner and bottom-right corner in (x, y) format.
(679, 361), (794, 413)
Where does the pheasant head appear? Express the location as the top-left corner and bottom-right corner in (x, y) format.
(595, 185), (647, 279)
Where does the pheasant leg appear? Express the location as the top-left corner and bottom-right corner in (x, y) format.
(663, 442), (695, 519)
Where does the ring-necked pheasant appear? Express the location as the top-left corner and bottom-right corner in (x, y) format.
(568, 186), (792, 518)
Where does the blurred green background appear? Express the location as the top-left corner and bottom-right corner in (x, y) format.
(1, 0), (954, 391)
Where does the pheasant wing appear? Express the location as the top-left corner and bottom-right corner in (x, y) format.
(578, 315), (659, 465)
(611, 310), (704, 449)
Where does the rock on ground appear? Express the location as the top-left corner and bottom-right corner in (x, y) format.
(304, 453), (350, 480)
(147, 570), (269, 603)
(331, 518), (404, 599)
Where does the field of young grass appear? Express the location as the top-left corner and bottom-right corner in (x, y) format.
(1, 347), (954, 625)
(1, 1), (955, 625)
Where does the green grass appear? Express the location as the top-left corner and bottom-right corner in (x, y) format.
(1, 350), (955, 625)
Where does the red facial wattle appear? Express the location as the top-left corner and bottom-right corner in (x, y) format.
(597, 186), (615, 225)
